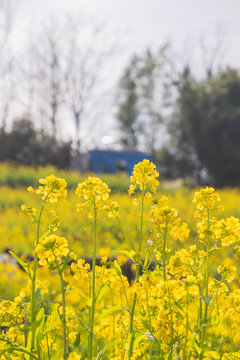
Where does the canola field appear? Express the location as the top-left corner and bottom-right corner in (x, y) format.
(1, 161), (240, 359)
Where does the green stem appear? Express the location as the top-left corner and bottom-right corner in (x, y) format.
(30, 201), (45, 356)
(200, 249), (209, 358)
(146, 290), (152, 332)
(129, 190), (144, 358)
(56, 261), (68, 359)
(183, 289), (189, 360)
(168, 290), (174, 360)
(111, 288), (115, 358)
(163, 222), (168, 281)
(198, 284), (203, 333)
(88, 202), (97, 360)
(138, 190), (145, 255)
(120, 275), (129, 308)
(200, 208), (210, 359)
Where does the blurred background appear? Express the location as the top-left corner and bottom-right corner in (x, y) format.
(0, 0), (239, 187)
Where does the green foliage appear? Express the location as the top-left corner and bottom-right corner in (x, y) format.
(0, 117), (71, 169)
(116, 47), (168, 153)
(116, 55), (140, 151)
(170, 67), (240, 186)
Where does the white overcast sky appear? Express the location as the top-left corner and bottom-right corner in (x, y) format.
(15, 0), (240, 67)
(9, 0), (240, 148)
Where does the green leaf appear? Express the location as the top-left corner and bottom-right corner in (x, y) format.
(113, 260), (122, 277)
(9, 251), (33, 279)
(31, 307), (45, 344)
(35, 287), (42, 303)
(119, 305), (133, 315)
(42, 318), (61, 337)
(72, 314), (89, 331)
(143, 251), (149, 269)
(95, 284), (108, 303)
(34, 287), (42, 314)
(202, 295), (212, 305)
(133, 332), (146, 348)
(139, 314), (152, 331)
(42, 303), (61, 336)
(192, 338), (202, 355)
(51, 303), (60, 319)
(209, 247), (221, 253)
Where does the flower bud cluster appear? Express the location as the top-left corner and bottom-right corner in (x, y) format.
(36, 234), (69, 266)
(128, 159), (159, 195)
(28, 174), (67, 203)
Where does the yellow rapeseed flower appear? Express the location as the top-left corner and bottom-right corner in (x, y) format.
(76, 177), (111, 214)
(21, 204), (36, 219)
(193, 186), (220, 210)
(129, 159), (159, 195)
(36, 234), (69, 266)
(28, 174), (67, 203)
(103, 201), (119, 218)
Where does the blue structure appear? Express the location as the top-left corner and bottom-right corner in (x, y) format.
(90, 149), (153, 175)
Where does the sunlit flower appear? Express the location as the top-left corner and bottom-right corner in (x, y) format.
(28, 174), (67, 203)
(76, 177), (110, 215)
(129, 159), (159, 195)
(36, 234), (69, 266)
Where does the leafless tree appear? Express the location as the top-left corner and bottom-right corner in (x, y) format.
(199, 24), (227, 79)
(20, 13), (117, 149)
(64, 15), (117, 152)
(24, 19), (65, 137)
(0, 0), (16, 129)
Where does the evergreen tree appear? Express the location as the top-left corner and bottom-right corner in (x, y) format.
(116, 55), (140, 151)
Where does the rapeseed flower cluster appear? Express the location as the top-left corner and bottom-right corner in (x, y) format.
(150, 195), (189, 242)
(193, 186), (220, 210)
(2, 161), (240, 359)
(76, 177), (111, 217)
(128, 159), (159, 195)
(28, 174), (67, 202)
(103, 200), (120, 218)
(36, 234), (70, 266)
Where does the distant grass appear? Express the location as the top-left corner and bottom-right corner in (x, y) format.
(0, 163), (189, 196)
(0, 163), (131, 192)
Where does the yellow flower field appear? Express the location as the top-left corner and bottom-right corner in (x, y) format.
(1, 162), (240, 359)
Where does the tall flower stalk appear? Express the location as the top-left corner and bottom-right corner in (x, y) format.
(88, 201), (97, 360)
(129, 189), (144, 357)
(22, 175), (67, 358)
(150, 195), (189, 282)
(76, 177), (111, 360)
(128, 160), (159, 357)
(30, 201), (45, 355)
(193, 187), (221, 359)
(36, 234), (70, 359)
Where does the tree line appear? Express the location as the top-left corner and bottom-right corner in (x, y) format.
(116, 49), (240, 187)
(0, 118), (71, 168)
